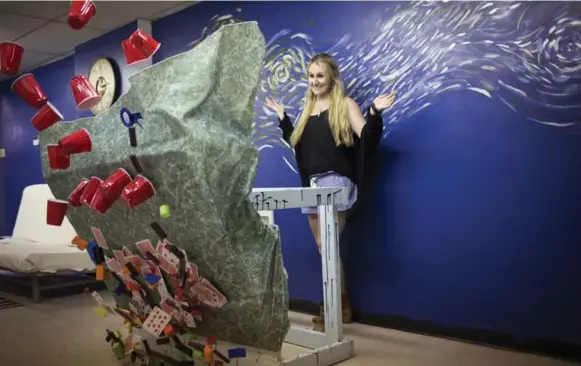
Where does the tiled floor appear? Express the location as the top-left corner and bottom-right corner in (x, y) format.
(0, 291), (576, 366)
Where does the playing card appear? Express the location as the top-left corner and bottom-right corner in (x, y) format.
(158, 254), (178, 276)
(188, 263), (200, 284)
(160, 297), (181, 320)
(200, 278), (227, 308)
(136, 239), (157, 258)
(122, 246), (133, 256)
(105, 257), (122, 274)
(92, 291), (107, 307)
(91, 227), (108, 249)
(182, 311), (197, 328)
(113, 250), (127, 266)
(142, 307), (172, 337)
(125, 255), (146, 270)
(192, 282), (220, 308)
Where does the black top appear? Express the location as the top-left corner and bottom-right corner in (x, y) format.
(289, 109), (357, 187)
(278, 105), (384, 216)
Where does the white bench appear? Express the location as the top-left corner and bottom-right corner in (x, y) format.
(0, 184), (96, 302)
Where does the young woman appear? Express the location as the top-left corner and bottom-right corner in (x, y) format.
(265, 53), (395, 330)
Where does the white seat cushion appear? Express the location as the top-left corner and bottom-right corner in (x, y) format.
(11, 184), (77, 246)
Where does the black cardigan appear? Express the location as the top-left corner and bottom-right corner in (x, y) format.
(278, 107), (384, 219)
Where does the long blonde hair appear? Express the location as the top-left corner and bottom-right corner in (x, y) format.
(290, 54), (353, 147)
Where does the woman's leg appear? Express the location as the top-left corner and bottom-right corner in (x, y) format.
(307, 212), (351, 330)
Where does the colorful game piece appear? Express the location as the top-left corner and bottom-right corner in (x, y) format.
(228, 348), (247, 358)
(160, 204), (171, 218)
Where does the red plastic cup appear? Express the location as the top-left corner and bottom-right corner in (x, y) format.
(46, 199), (69, 226)
(122, 40), (145, 66)
(120, 175), (156, 208)
(90, 188), (116, 214)
(122, 29), (161, 66)
(100, 168), (132, 200)
(68, 178), (89, 207)
(0, 42), (23, 76)
(11, 73), (47, 108)
(89, 189), (110, 213)
(80, 177), (102, 206)
(58, 128), (92, 154)
(67, 0), (96, 30)
(70, 75), (101, 110)
(31, 102), (63, 131)
(47, 144), (71, 170)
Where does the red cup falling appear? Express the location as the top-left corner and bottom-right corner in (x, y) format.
(120, 175), (156, 208)
(67, 0), (96, 30)
(80, 177), (102, 206)
(11, 73), (47, 108)
(70, 75), (101, 110)
(68, 178), (89, 207)
(46, 199), (69, 226)
(90, 188), (115, 214)
(122, 30), (161, 66)
(58, 128), (92, 154)
(0, 42), (23, 76)
(100, 168), (132, 200)
(31, 102), (63, 132)
(47, 144), (71, 170)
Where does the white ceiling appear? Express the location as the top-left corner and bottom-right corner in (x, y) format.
(0, 1), (196, 82)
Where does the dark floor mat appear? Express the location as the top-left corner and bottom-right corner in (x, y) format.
(0, 297), (23, 310)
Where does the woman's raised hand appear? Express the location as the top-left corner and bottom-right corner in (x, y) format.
(372, 91), (396, 112)
(265, 97), (286, 120)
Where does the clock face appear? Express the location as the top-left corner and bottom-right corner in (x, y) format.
(88, 58), (118, 115)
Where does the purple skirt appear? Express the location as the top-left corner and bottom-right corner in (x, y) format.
(301, 172), (358, 215)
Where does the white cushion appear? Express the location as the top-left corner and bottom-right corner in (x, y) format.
(11, 184), (77, 246)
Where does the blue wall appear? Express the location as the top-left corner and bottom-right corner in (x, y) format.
(1, 1), (581, 346)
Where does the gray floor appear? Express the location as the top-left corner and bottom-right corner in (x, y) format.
(0, 291), (576, 366)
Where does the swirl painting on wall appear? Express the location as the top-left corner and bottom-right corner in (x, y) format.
(187, 1), (581, 174)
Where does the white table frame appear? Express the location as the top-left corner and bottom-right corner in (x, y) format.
(248, 187), (355, 366)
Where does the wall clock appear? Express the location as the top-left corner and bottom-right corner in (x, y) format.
(87, 57), (119, 116)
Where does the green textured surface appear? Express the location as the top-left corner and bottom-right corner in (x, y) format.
(40, 22), (289, 352)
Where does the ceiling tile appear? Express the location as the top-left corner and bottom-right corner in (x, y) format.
(16, 21), (104, 54)
(0, 1), (69, 20)
(55, 1), (186, 30)
(148, 2), (197, 20)
(0, 12), (49, 41)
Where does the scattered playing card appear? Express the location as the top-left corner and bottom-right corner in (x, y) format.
(125, 255), (146, 270)
(136, 240), (157, 258)
(188, 263), (200, 284)
(122, 246), (133, 257)
(182, 311), (197, 328)
(192, 282), (220, 308)
(142, 307), (172, 337)
(91, 227), (108, 249)
(92, 291), (107, 307)
(113, 250), (127, 266)
(200, 278), (227, 308)
(160, 297), (181, 320)
(158, 249), (179, 276)
(105, 257), (122, 274)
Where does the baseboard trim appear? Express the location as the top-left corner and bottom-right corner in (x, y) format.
(289, 298), (581, 362)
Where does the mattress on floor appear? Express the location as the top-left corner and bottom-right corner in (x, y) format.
(0, 238), (95, 274)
